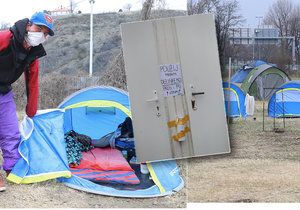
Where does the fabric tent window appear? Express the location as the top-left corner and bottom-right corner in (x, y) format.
(275, 89), (300, 102)
(268, 81), (300, 118)
(222, 82), (247, 118)
(224, 89), (238, 102)
(241, 64), (290, 100)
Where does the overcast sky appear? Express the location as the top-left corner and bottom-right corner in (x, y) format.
(0, 0), (299, 27)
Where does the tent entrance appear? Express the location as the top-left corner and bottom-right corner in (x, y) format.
(67, 139), (155, 191)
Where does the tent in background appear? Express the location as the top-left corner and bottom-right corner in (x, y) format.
(8, 86), (184, 198)
(223, 82), (247, 118)
(241, 64), (290, 100)
(268, 81), (300, 118)
(231, 60), (267, 83)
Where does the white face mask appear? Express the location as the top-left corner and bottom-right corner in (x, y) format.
(25, 32), (46, 47)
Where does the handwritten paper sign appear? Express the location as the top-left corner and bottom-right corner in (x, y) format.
(160, 64), (184, 97)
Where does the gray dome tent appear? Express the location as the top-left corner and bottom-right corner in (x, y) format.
(241, 64), (290, 100)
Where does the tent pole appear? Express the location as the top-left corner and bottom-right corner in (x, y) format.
(263, 88), (265, 131)
(227, 57), (232, 124)
(273, 89), (276, 130)
(282, 90), (285, 129)
(263, 101), (265, 131)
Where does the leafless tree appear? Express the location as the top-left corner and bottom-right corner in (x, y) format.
(154, 0), (167, 10)
(140, 0), (154, 20)
(102, 0), (168, 88)
(123, 3), (132, 12)
(187, 0), (244, 72)
(187, 0), (217, 15)
(290, 5), (300, 57)
(69, 0), (77, 14)
(0, 22), (10, 30)
(264, 0), (293, 37)
(140, 0), (167, 20)
(264, 0), (300, 68)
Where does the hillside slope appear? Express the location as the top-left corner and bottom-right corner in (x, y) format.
(39, 10), (186, 76)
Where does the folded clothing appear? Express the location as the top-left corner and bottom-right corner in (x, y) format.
(65, 130), (94, 166)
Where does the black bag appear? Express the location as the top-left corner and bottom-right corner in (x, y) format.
(118, 117), (134, 138)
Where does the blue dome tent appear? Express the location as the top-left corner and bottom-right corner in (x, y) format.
(231, 60), (267, 83)
(268, 81), (300, 118)
(223, 82), (247, 118)
(7, 86), (184, 198)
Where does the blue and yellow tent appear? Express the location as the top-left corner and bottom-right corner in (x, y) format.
(7, 86), (184, 197)
(231, 60), (267, 83)
(223, 82), (247, 118)
(268, 81), (300, 118)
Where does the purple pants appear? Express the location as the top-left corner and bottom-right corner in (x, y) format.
(0, 91), (21, 171)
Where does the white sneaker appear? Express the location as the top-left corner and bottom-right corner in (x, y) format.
(0, 173), (6, 192)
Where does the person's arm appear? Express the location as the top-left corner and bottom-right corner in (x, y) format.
(25, 59), (39, 118)
(0, 30), (12, 52)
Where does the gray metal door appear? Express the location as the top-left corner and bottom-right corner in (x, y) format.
(175, 14), (230, 156)
(121, 14), (230, 162)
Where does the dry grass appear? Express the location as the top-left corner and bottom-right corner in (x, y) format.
(187, 159), (299, 202)
(12, 74), (103, 111)
(187, 101), (300, 202)
(0, 160), (187, 208)
(0, 179), (187, 208)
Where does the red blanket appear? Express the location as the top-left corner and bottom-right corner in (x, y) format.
(70, 148), (140, 185)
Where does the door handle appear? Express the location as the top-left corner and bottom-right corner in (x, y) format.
(146, 97), (159, 102)
(190, 85), (204, 110)
(192, 92), (205, 96)
(146, 90), (158, 103)
(191, 92), (204, 110)
(146, 90), (161, 117)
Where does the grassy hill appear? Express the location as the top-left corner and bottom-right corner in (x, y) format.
(39, 10), (186, 76)
(12, 10), (187, 110)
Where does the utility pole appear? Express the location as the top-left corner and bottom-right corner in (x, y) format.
(255, 16), (263, 28)
(89, 0), (95, 77)
(255, 16), (263, 60)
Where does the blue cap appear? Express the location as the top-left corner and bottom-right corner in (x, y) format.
(30, 12), (54, 36)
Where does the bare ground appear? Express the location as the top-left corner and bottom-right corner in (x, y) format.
(187, 101), (300, 202)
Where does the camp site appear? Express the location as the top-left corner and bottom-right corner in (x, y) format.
(0, 0), (299, 208)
